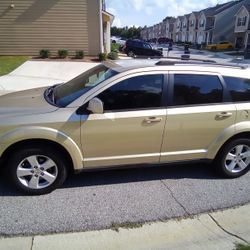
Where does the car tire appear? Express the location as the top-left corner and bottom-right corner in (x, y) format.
(228, 45), (233, 50)
(215, 138), (250, 178)
(8, 146), (68, 195)
(127, 51), (135, 57)
(211, 46), (217, 51)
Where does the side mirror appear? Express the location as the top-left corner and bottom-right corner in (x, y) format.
(87, 97), (104, 114)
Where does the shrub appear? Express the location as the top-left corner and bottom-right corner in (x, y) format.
(58, 49), (68, 58)
(108, 51), (118, 60)
(39, 49), (50, 59)
(75, 50), (84, 59)
(111, 43), (120, 52)
(98, 53), (107, 61)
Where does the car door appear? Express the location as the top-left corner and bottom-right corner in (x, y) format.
(142, 43), (154, 56)
(81, 73), (167, 168)
(160, 71), (237, 162)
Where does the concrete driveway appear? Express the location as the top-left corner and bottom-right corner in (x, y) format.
(0, 61), (98, 95)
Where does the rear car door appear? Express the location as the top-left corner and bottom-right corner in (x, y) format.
(81, 72), (168, 168)
(160, 71), (237, 162)
(223, 76), (250, 131)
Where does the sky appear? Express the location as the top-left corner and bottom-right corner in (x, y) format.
(106, 0), (230, 27)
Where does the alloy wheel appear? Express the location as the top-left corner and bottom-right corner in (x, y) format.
(16, 155), (58, 189)
(224, 144), (250, 173)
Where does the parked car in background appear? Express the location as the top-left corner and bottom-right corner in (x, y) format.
(123, 39), (163, 57)
(111, 36), (126, 46)
(1, 59), (250, 195)
(206, 41), (234, 51)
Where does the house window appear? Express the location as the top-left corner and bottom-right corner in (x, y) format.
(242, 16), (247, 25)
(199, 19), (205, 27)
(190, 20), (194, 27)
(237, 16), (247, 26)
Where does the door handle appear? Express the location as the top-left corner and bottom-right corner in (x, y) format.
(144, 117), (162, 124)
(216, 112), (233, 119)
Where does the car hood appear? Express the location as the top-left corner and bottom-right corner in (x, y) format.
(0, 87), (58, 117)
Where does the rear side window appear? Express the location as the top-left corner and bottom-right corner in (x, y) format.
(173, 74), (223, 106)
(223, 76), (250, 102)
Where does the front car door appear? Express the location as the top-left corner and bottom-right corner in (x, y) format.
(81, 73), (168, 168)
(160, 71), (237, 162)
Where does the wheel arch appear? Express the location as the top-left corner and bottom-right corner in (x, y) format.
(208, 132), (250, 160)
(0, 126), (83, 171)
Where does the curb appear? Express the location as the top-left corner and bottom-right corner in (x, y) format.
(0, 203), (249, 250)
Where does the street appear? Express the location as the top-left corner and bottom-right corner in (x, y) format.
(0, 162), (250, 236)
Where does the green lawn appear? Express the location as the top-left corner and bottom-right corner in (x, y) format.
(235, 244), (250, 250)
(0, 56), (30, 76)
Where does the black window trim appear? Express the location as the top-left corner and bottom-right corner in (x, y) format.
(167, 72), (229, 108)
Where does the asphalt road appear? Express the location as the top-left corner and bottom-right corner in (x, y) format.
(0, 163), (250, 236)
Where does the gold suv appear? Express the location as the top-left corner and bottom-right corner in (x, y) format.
(0, 60), (250, 194)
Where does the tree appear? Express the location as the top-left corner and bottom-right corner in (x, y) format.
(111, 26), (142, 39)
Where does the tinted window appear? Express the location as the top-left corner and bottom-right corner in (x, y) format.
(224, 76), (250, 102)
(173, 74), (223, 106)
(97, 75), (163, 111)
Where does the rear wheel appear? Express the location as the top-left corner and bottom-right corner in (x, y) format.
(8, 146), (68, 195)
(211, 46), (217, 51)
(215, 139), (250, 178)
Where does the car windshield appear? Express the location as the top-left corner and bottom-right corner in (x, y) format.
(52, 65), (118, 107)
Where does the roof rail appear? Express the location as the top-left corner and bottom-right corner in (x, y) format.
(155, 59), (247, 69)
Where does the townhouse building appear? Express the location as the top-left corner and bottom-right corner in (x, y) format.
(234, 4), (250, 48)
(140, 0), (250, 47)
(166, 17), (176, 41)
(188, 12), (199, 43)
(175, 16), (184, 42)
(0, 0), (114, 56)
(197, 1), (241, 45)
(182, 14), (191, 42)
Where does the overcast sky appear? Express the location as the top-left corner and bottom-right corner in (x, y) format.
(106, 0), (230, 27)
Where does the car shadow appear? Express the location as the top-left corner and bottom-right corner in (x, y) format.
(0, 162), (219, 197)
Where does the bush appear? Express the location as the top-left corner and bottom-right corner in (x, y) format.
(98, 53), (107, 61)
(111, 43), (120, 52)
(39, 49), (50, 59)
(58, 49), (68, 58)
(75, 50), (84, 59)
(108, 51), (118, 60)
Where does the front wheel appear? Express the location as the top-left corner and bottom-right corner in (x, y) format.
(127, 51), (135, 57)
(8, 146), (68, 195)
(215, 139), (250, 178)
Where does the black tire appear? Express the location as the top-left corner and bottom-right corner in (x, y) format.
(228, 45), (233, 50)
(215, 138), (250, 178)
(8, 146), (68, 195)
(127, 51), (135, 57)
(211, 46), (217, 51)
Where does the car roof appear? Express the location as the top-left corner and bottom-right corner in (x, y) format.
(104, 59), (250, 79)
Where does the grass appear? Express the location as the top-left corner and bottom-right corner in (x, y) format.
(110, 221), (144, 232)
(235, 244), (250, 250)
(0, 56), (30, 76)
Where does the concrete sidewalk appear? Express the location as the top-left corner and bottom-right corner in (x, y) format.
(0, 204), (249, 250)
(0, 61), (98, 93)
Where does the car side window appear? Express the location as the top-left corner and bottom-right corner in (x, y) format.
(97, 74), (163, 111)
(143, 44), (151, 49)
(172, 74), (223, 106)
(223, 76), (250, 102)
